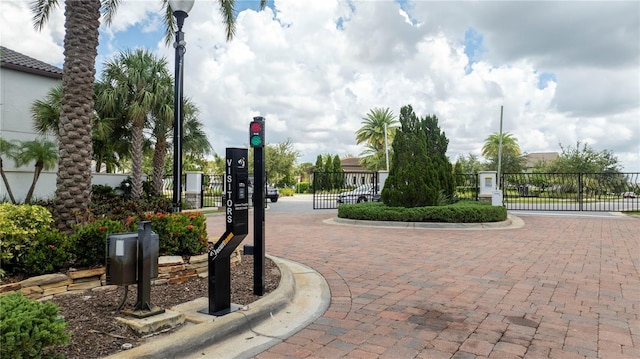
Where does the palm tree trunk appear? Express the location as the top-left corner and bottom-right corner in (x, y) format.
(152, 137), (167, 196)
(131, 123), (144, 200)
(54, 0), (101, 232)
(0, 157), (17, 204)
(24, 163), (43, 204)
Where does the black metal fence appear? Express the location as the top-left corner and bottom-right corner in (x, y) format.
(312, 171), (380, 209)
(455, 174), (479, 201)
(202, 174), (224, 208)
(502, 172), (640, 211)
(312, 172), (480, 209)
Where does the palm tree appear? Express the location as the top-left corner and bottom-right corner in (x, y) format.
(355, 107), (398, 171)
(356, 107), (398, 151)
(482, 132), (525, 173)
(150, 91), (211, 195)
(31, 84), (62, 135)
(14, 139), (58, 203)
(31, 0), (266, 230)
(31, 84), (123, 173)
(99, 49), (172, 200)
(0, 138), (19, 203)
(359, 143), (390, 172)
(481, 132), (521, 160)
(31, 0), (104, 230)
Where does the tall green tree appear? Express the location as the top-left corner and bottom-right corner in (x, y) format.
(149, 88), (211, 194)
(313, 155), (324, 191)
(482, 132), (525, 173)
(32, 0), (102, 231)
(545, 141), (621, 174)
(99, 49), (172, 200)
(30, 0), (267, 231)
(14, 139), (58, 203)
(455, 153), (485, 174)
(382, 105), (455, 207)
(265, 139), (299, 187)
(481, 132), (521, 160)
(31, 84), (121, 173)
(356, 107), (398, 171)
(323, 154), (333, 189)
(331, 154), (343, 189)
(0, 138), (18, 203)
(359, 143), (390, 171)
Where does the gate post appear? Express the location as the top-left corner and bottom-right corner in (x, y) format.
(578, 173), (583, 211)
(185, 172), (202, 209)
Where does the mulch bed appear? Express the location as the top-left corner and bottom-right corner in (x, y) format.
(49, 255), (280, 359)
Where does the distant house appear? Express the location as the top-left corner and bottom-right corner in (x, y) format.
(524, 152), (559, 172)
(1, 46), (62, 201)
(340, 157), (376, 187)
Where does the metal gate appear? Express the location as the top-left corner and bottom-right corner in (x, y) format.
(502, 172), (640, 211)
(201, 174), (224, 208)
(312, 171), (379, 209)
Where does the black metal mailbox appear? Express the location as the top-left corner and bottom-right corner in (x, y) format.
(105, 230), (159, 286)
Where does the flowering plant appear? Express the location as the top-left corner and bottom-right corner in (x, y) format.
(128, 212), (208, 256)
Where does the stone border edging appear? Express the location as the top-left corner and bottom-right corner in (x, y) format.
(326, 214), (524, 230)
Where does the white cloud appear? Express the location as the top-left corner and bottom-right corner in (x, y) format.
(1, 0), (638, 172)
(0, 1), (64, 66)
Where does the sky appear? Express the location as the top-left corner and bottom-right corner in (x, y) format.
(1, 0), (639, 172)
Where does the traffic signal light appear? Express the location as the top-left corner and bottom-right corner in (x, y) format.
(249, 117), (265, 147)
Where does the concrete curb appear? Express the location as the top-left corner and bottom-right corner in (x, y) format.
(327, 214), (524, 230)
(105, 255), (295, 359)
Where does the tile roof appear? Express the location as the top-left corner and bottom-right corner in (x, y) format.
(0, 46), (63, 79)
(524, 152), (559, 167)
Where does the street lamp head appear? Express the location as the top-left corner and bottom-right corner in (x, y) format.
(169, 0), (195, 29)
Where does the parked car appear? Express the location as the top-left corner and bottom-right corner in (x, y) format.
(337, 184), (381, 204)
(250, 185), (279, 203)
(266, 186), (279, 202)
(622, 191), (637, 198)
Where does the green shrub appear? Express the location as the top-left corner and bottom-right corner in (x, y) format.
(296, 182), (310, 193)
(0, 204), (55, 276)
(0, 292), (69, 359)
(338, 201), (507, 223)
(88, 196), (173, 223)
(20, 230), (71, 277)
(279, 188), (295, 197)
(131, 212), (208, 256)
(70, 219), (126, 268)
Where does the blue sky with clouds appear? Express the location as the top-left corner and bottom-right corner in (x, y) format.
(1, 0), (638, 171)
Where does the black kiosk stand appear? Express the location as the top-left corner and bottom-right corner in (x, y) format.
(204, 147), (249, 316)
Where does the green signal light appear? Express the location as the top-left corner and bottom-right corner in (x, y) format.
(250, 135), (262, 147)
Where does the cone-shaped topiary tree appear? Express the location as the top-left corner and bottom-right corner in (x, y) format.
(381, 105), (455, 207)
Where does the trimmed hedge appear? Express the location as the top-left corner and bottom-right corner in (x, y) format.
(337, 201), (507, 223)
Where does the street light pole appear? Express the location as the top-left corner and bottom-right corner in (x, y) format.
(169, 0), (194, 213)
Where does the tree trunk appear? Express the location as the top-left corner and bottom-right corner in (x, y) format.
(152, 136), (167, 196)
(131, 123), (144, 200)
(54, 0), (101, 232)
(0, 157), (17, 204)
(24, 163), (43, 204)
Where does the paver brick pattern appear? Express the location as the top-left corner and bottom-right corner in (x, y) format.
(207, 212), (639, 358)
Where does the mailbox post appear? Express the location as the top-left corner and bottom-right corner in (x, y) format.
(206, 148), (249, 315)
(106, 221), (162, 318)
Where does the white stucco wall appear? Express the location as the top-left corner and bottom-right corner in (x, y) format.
(1, 66), (60, 201)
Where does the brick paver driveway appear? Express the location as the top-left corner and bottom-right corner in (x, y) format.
(208, 212), (639, 358)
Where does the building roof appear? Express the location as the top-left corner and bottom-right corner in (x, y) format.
(524, 152), (559, 168)
(0, 46), (63, 79)
(340, 157), (369, 172)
